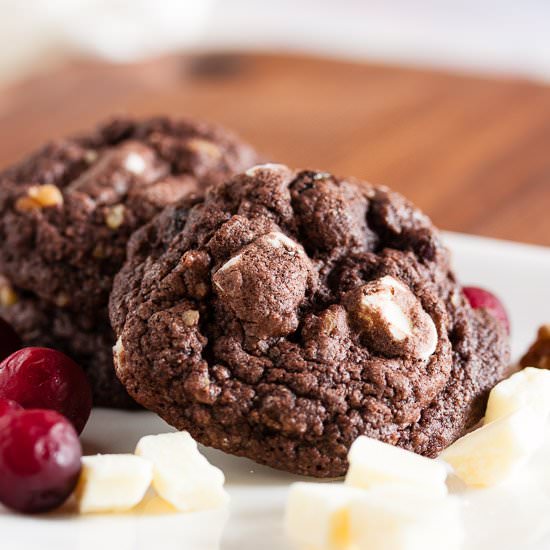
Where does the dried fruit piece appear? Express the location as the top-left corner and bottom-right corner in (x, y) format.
(0, 409), (82, 513)
(0, 347), (92, 434)
(0, 398), (22, 417)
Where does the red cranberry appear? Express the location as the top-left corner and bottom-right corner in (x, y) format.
(0, 317), (22, 362)
(463, 286), (510, 334)
(0, 398), (22, 417)
(0, 409), (82, 513)
(0, 348), (92, 434)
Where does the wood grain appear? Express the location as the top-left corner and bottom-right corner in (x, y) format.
(0, 52), (549, 246)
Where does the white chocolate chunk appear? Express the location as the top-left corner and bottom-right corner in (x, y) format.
(245, 163), (288, 176)
(284, 482), (364, 550)
(217, 252), (243, 274)
(371, 298), (413, 341)
(135, 432), (229, 512)
(217, 232), (300, 278)
(441, 407), (544, 488)
(263, 231), (299, 251)
(484, 367), (550, 424)
(123, 151), (147, 174)
(348, 275), (438, 360)
(75, 454), (153, 514)
(345, 436), (448, 497)
(349, 487), (463, 550)
(360, 276), (413, 341)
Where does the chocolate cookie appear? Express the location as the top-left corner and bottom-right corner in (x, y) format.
(0, 116), (259, 407)
(110, 164), (510, 476)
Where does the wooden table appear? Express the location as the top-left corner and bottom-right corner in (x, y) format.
(0, 53), (549, 246)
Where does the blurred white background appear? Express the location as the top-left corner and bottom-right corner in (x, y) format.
(1, 0), (549, 86)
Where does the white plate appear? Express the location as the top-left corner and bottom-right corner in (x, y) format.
(2, 232), (550, 550)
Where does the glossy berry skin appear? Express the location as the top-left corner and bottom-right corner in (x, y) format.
(463, 286), (510, 334)
(0, 317), (22, 363)
(0, 409), (82, 513)
(0, 398), (22, 418)
(0, 348), (92, 434)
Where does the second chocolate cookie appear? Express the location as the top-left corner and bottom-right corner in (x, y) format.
(0, 116), (259, 407)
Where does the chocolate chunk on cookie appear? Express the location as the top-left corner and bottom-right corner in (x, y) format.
(110, 165), (510, 475)
(0, 116), (259, 407)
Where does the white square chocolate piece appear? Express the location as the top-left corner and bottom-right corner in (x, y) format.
(441, 406), (544, 488)
(349, 487), (463, 550)
(135, 431), (229, 512)
(75, 454), (153, 513)
(284, 482), (364, 550)
(345, 436), (448, 497)
(484, 367), (550, 424)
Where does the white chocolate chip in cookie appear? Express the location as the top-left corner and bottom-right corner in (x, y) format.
(113, 337), (125, 372)
(263, 231), (300, 251)
(123, 152), (147, 175)
(344, 275), (438, 360)
(216, 252), (243, 277)
(212, 231), (316, 339)
(245, 163), (288, 177)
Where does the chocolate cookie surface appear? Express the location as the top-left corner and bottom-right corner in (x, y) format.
(110, 164), (510, 475)
(0, 116), (258, 312)
(0, 116), (259, 407)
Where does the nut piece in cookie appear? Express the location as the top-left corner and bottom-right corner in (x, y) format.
(520, 325), (550, 370)
(212, 231), (317, 340)
(0, 116), (259, 408)
(0, 276), (18, 307)
(15, 184), (64, 211)
(344, 275), (437, 360)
